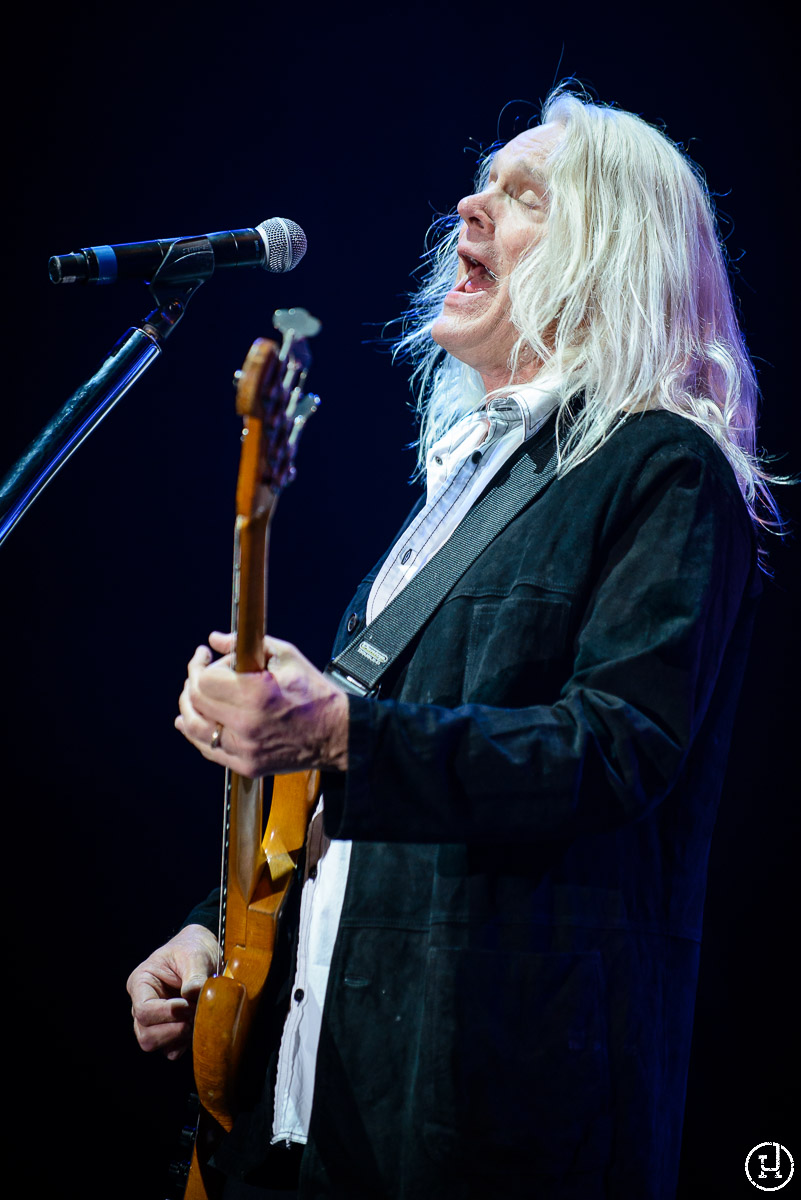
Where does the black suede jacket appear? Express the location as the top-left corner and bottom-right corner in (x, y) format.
(190, 411), (759, 1199)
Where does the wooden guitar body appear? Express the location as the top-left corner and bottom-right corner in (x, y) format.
(186, 768), (320, 1198)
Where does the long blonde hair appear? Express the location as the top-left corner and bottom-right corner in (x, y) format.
(394, 85), (782, 535)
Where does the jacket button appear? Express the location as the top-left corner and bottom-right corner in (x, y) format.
(346, 613), (359, 634)
(294, 988), (305, 1003)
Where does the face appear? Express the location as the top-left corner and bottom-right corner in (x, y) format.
(431, 122), (563, 393)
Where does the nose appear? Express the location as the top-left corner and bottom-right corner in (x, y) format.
(457, 191), (495, 229)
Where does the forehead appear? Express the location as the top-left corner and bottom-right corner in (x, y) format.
(492, 122), (563, 175)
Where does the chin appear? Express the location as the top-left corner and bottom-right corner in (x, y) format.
(430, 311), (474, 363)
(430, 312), (451, 351)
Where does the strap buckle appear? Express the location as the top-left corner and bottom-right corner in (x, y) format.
(323, 661), (380, 699)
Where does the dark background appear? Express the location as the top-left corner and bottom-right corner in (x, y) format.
(2, 3), (796, 1195)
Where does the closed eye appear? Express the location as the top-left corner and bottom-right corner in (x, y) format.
(487, 172), (543, 210)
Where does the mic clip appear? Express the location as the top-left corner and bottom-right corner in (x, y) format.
(148, 236), (215, 288)
(141, 241), (213, 337)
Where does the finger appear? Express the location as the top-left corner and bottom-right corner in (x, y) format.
(187, 641), (234, 677)
(209, 652), (233, 670)
(178, 664), (245, 739)
(134, 1015), (194, 1055)
(176, 688), (244, 757)
(174, 714), (271, 777)
(209, 630), (235, 652)
(184, 642), (245, 705)
(263, 635), (298, 668)
(188, 644), (213, 674)
(176, 684), (218, 744)
(195, 664), (278, 714)
(175, 709), (232, 763)
(133, 993), (193, 1028)
(263, 635), (294, 654)
(127, 962), (181, 1006)
(261, 637), (319, 687)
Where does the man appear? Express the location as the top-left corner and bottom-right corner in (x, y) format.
(128, 89), (773, 1198)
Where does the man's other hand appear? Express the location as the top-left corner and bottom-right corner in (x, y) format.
(127, 924), (219, 1060)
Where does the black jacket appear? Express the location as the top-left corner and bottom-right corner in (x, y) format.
(192, 411), (759, 1199)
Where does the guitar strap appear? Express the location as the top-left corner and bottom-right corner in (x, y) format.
(325, 424), (559, 698)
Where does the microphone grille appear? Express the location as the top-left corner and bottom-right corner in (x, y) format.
(257, 217), (307, 272)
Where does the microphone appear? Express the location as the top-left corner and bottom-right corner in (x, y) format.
(48, 217), (307, 285)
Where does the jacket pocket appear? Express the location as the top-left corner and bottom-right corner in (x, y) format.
(418, 947), (612, 1173)
(461, 594), (572, 706)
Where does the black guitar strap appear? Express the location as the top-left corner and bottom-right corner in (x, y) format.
(325, 426), (559, 697)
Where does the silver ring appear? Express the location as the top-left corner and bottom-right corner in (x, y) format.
(210, 723), (223, 750)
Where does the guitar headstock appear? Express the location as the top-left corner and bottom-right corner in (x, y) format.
(234, 308), (321, 520)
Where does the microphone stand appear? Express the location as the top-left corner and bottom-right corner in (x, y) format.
(0, 242), (213, 547)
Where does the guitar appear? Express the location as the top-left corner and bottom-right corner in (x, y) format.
(179, 309), (322, 1199)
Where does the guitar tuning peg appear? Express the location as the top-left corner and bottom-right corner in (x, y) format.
(273, 308), (322, 339)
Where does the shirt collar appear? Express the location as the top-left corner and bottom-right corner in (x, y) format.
(425, 371), (561, 495)
(486, 367), (562, 439)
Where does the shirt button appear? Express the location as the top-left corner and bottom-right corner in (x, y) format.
(434, 455), (443, 465)
(346, 613), (359, 633)
(401, 549), (412, 564)
(294, 988), (305, 1003)
(308, 864), (318, 880)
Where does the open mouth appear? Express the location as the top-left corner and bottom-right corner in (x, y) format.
(456, 253), (498, 294)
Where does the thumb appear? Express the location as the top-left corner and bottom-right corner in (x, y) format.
(180, 970), (210, 1000)
(209, 630), (235, 653)
(176, 944), (216, 998)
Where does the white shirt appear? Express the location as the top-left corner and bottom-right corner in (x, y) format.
(271, 380), (559, 1145)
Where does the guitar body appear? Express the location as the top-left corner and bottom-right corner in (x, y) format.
(192, 770), (321, 1132)
(185, 769), (320, 1199)
(180, 313), (322, 1198)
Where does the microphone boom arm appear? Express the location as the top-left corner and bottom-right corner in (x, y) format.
(0, 276), (204, 547)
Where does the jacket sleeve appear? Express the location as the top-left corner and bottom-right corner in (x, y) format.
(321, 443), (757, 846)
(181, 887), (220, 934)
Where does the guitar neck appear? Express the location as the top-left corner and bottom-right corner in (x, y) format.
(232, 506), (273, 671)
(218, 496), (275, 965)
